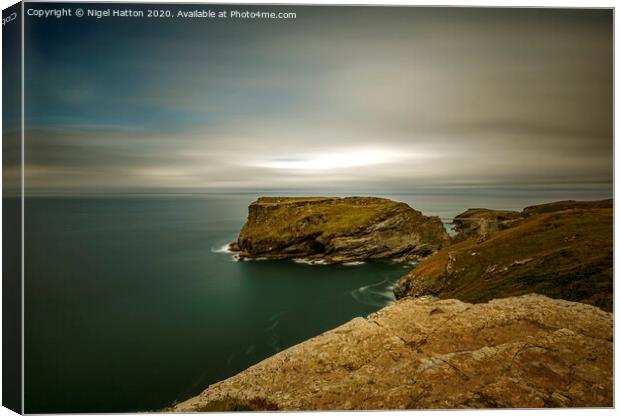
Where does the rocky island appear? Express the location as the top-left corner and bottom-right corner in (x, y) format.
(231, 197), (450, 263)
(172, 197), (612, 410)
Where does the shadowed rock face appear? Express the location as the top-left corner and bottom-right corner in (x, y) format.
(172, 295), (612, 411)
(394, 199), (613, 312)
(232, 197), (450, 262)
(452, 208), (521, 243)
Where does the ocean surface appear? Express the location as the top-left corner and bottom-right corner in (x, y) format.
(23, 190), (610, 412)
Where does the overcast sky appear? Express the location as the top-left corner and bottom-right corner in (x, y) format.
(23, 6), (612, 194)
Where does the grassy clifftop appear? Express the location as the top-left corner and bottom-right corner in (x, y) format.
(240, 197), (398, 243)
(394, 199), (612, 311)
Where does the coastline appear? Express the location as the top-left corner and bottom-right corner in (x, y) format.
(172, 196), (613, 411)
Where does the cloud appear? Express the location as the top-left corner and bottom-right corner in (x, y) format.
(23, 7), (612, 194)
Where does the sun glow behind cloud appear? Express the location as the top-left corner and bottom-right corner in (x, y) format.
(251, 149), (412, 172)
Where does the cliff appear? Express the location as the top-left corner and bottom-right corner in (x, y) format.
(169, 197), (614, 411)
(232, 197), (450, 262)
(172, 295), (612, 411)
(394, 199), (613, 311)
(451, 208), (521, 243)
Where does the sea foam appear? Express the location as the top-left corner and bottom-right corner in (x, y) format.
(292, 258), (330, 265)
(211, 243), (233, 253)
(350, 279), (396, 308)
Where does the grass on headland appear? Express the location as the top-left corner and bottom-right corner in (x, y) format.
(396, 200), (613, 311)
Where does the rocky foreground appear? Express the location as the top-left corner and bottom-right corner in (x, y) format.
(232, 197), (449, 262)
(172, 295), (612, 411)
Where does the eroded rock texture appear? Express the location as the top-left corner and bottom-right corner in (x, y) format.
(172, 295), (612, 411)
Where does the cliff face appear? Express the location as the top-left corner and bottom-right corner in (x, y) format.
(232, 197), (450, 262)
(172, 295), (612, 411)
(394, 199), (613, 311)
(451, 208), (521, 243)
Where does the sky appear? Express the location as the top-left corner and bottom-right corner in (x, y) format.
(21, 5), (613, 195)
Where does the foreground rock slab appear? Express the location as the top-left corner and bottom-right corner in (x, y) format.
(232, 196), (450, 262)
(172, 295), (612, 411)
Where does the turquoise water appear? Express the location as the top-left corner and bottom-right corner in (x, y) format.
(23, 191), (610, 413)
(24, 195), (413, 413)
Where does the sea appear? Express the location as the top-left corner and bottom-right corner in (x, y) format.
(22, 189), (610, 412)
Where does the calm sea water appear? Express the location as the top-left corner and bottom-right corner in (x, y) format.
(23, 190), (610, 412)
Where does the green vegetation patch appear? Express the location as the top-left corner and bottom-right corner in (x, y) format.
(396, 202), (613, 311)
(242, 197), (411, 242)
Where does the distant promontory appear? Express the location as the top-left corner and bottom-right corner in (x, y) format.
(230, 197), (450, 263)
(394, 199), (613, 312)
